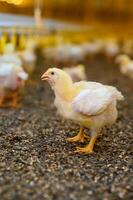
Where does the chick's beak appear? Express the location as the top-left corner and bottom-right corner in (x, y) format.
(41, 72), (50, 81)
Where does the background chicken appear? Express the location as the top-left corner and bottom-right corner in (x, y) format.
(0, 62), (28, 108)
(0, 43), (22, 66)
(17, 39), (37, 74)
(67, 45), (85, 64)
(41, 68), (124, 154)
(116, 54), (133, 79)
(104, 40), (120, 60)
(82, 40), (104, 59)
(122, 40), (133, 56)
(43, 44), (85, 65)
(63, 64), (87, 82)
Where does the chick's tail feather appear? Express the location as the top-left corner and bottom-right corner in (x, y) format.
(115, 90), (124, 101)
(109, 86), (124, 101)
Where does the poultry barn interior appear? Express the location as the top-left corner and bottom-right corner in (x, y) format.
(0, 1), (132, 200)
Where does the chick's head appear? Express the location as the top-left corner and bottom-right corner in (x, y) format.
(41, 68), (73, 91)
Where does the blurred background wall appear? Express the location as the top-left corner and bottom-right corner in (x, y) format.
(1, 0), (133, 38)
(1, 0), (133, 24)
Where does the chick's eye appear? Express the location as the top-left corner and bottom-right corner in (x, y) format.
(51, 72), (54, 75)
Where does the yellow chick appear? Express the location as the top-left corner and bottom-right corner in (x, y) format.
(122, 40), (133, 56)
(116, 54), (133, 79)
(41, 68), (124, 154)
(63, 64), (87, 82)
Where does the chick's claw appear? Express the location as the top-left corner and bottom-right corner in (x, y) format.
(67, 136), (82, 143)
(75, 146), (93, 154)
(83, 134), (90, 140)
(67, 133), (89, 143)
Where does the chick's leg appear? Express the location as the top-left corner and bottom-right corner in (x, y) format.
(26, 79), (36, 86)
(75, 135), (97, 154)
(0, 96), (5, 108)
(67, 127), (89, 143)
(11, 91), (21, 108)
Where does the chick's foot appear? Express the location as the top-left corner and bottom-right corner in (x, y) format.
(67, 128), (89, 143)
(10, 91), (22, 108)
(75, 146), (93, 154)
(0, 97), (5, 108)
(67, 134), (89, 143)
(74, 136), (97, 154)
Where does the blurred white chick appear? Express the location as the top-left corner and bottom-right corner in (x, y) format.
(67, 45), (85, 63)
(17, 50), (36, 74)
(43, 47), (57, 61)
(63, 64), (87, 82)
(54, 44), (69, 63)
(44, 44), (84, 64)
(44, 45), (68, 64)
(116, 54), (133, 79)
(82, 40), (104, 57)
(104, 41), (119, 59)
(0, 63), (28, 108)
(17, 39), (37, 74)
(0, 43), (22, 66)
(41, 68), (124, 154)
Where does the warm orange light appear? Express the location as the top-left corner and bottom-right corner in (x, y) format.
(0, 0), (23, 5)
(14, 0), (23, 5)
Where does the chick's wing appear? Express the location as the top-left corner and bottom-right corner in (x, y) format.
(72, 86), (113, 116)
